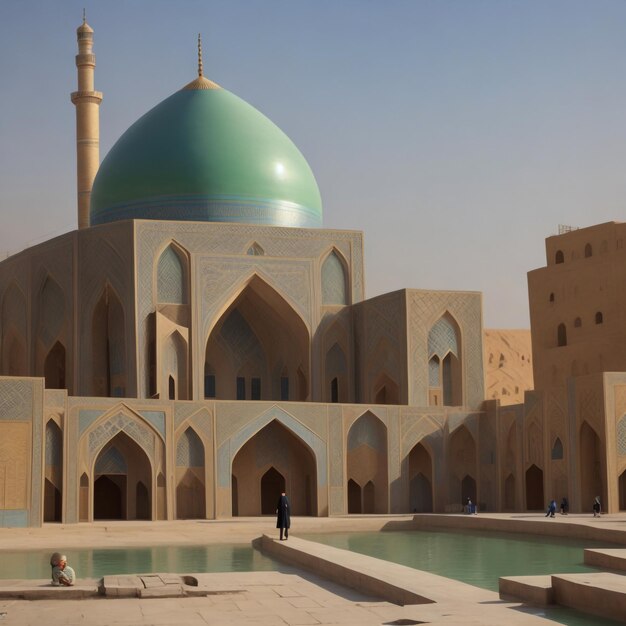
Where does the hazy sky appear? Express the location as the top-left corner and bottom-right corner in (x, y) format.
(1, 0), (625, 328)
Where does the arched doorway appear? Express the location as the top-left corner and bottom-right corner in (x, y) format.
(408, 442), (433, 513)
(44, 342), (66, 389)
(525, 464), (544, 510)
(93, 431), (152, 520)
(205, 276), (310, 401)
(448, 425), (477, 508)
(44, 420), (63, 522)
(346, 412), (388, 513)
(261, 467), (285, 514)
(348, 479), (361, 513)
(580, 421), (603, 512)
(231, 420), (317, 516)
(176, 428), (205, 519)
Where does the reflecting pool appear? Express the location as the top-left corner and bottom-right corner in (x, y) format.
(301, 529), (623, 626)
(0, 544), (278, 580)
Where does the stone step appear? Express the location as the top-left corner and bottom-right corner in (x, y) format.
(551, 572), (626, 623)
(499, 575), (553, 606)
(0, 579), (99, 600)
(585, 548), (626, 572)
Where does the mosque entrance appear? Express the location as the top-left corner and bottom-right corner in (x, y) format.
(93, 432), (152, 520)
(204, 276), (310, 401)
(525, 464), (544, 510)
(346, 412), (388, 514)
(231, 420), (316, 516)
(261, 467), (285, 514)
(408, 442), (433, 513)
(580, 422), (603, 512)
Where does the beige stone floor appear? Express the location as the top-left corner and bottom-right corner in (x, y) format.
(1, 513), (624, 625)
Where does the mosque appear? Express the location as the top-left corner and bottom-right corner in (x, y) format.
(0, 18), (624, 527)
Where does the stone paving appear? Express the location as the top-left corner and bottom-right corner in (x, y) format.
(1, 513), (625, 625)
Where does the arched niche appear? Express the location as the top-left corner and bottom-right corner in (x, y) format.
(447, 425), (476, 507)
(44, 341), (66, 390)
(44, 420), (63, 522)
(91, 285), (127, 397)
(261, 467), (285, 514)
(162, 331), (188, 400)
(321, 249), (349, 305)
(557, 323), (567, 347)
(408, 442), (433, 513)
(525, 464), (544, 510)
(93, 431), (152, 521)
(156, 243), (189, 304)
(619, 470), (626, 511)
(555, 250), (564, 264)
(205, 275), (310, 401)
(579, 421), (603, 512)
(428, 313), (462, 406)
(346, 412), (388, 513)
(36, 277), (66, 381)
(176, 427), (206, 519)
(231, 420), (316, 516)
(551, 437), (564, 460)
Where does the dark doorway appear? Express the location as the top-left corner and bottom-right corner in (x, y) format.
(232, 474), (238, 516)
(410, 472), (433, 513)
(94, 475), (125, 519)
(363, 481), (375, 513)
(44, 479), (62, 522)
(348, 479), (361, 514)
(461, 474), (477, 504)
(261, 467), (285, 514)
(136, 481), (150, 520)
(619, 471), (626, 511)
(525, 464), (544, 510)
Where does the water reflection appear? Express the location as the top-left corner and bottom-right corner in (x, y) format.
(0, 544), (278, 580)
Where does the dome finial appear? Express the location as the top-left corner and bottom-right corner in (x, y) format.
(197, 33), (203, 77)
(83, 8), (86, 24)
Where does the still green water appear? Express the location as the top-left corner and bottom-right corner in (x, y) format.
(301, 530), (624, 626)
(0, 544), (278, 580)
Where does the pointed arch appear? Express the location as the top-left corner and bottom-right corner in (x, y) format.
(408, 441), (433, 513)
(448, 424), (476, 506)
(176, 426), (206, 519)
(162, 330), (188, 400)
(246, 242), (265, 256)
(44, 419), (63, 522)
(321, 249), (349, 305)
(91, 284), (127, 397)
(347, 412), (388, 513)
(557, 323), (567, 347)
(231, 420), (316, 516)
(525, 464), (544, 510)
(584, 243), (593, 258)
(93, 430), (153, 520)
(44, 341), (66, 389)
(205, 274), (310, 401)
(36, 276), (68, 388)
(551, 437), (564, 460)
(373, 372), (399, 405)
(580, 421), (603, 512)
(555, 250), (564, 264)
(428, 312), (462, 406)
(156, 241), (189, 304)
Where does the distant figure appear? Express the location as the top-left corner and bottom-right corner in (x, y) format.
(276, 491), (291, 540)
(593, 496), (601, 517)
(545, 499), (556, 518)
(50, 553), (75, 586)
(560, 497), (568, 515)
(466, 498), (477, 515)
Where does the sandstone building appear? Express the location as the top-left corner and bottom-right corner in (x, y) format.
(0, 19), (623, 527)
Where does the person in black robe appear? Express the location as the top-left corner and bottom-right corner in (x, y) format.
(276, 491), (290, 540)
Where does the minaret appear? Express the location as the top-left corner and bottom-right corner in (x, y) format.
(71, 12), (103, 230)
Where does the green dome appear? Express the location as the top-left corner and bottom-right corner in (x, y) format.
(90, 77), (322, 227)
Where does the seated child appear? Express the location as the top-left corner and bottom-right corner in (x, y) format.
(50, 552), (75, 586)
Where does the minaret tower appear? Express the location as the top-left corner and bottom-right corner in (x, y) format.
(71, 11), (103, 230)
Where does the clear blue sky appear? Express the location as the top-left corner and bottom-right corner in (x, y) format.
(1, 0), (625, 328)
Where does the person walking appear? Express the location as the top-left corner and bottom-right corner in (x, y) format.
(276, 491), (291, 540)
(593, 496), (601, 517)
(545, 499), (556, 518)
(560, 497), (568, 515)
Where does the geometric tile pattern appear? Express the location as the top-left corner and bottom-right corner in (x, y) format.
(94, 445), (127, 475)
(176, 427), (204, 467)
(618, 415), (626, 456)
(0, 380), (33, 421)
(157, 246), (187, 304)
(321, 251), (347, 305)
